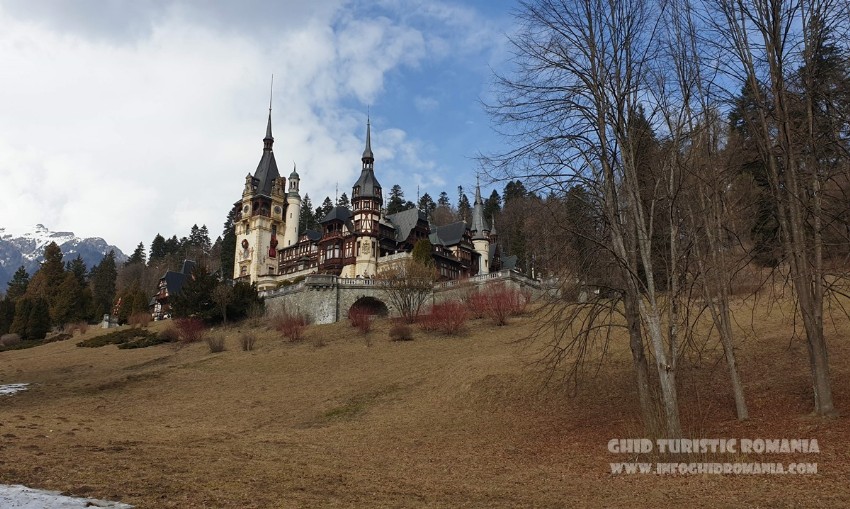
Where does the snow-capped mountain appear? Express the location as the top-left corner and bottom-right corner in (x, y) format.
(0, 224), (127, 293)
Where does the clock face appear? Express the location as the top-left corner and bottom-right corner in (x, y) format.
(243, 205), (250, 214)
(274, 206), (282, 215)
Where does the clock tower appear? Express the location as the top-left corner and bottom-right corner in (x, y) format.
(351, 118), (382, 277)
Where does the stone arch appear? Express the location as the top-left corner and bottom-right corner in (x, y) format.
(349, 296), (388, 317)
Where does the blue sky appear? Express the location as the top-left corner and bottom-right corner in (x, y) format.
(0, 0), (519, 253)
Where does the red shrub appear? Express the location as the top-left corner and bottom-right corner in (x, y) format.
(348, 307), (372, 334)
(469, 284), (531, 326)
(275, 312), (308, 342)
(175, 317), (206, 343)
(420, 301), (468, 335)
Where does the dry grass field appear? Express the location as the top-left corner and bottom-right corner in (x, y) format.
(1, 297), (849, 508)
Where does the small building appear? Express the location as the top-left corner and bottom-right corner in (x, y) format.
(151, 260), (195, 320)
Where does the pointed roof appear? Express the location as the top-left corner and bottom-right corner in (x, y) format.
(253, 111), (281, 197)
(289, 163), (299, 180)
(362, 117), (374, 161)
(353, 118), (381, 199)
(470, 178), (488, 239)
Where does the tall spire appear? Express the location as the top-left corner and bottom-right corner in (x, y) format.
(362, 114), (374, 162)
(471, 176), (488, 239)
(264, 75), (274, 151)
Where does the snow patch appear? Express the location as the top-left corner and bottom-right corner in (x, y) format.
(0, 485), (133, 508)
(0, 383), (29, 395)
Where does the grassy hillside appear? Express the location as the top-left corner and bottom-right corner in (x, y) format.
(0, 301), (848, 508)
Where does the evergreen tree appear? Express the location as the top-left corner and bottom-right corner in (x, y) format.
(52, 272), (85, 326)
(40, 242), (65, 294)
(411, 238), (434, 267)
(9, 298), (32, 339)
(314, 206), (324, 225)
(457, 186), (471, 222)
(320, 196), (334, 217)
(126, 242), (146, 266)
(484, 189), (502, 221)
(226, 281), (264, 322)
(0, 298), (15, 335)
(90, 251), (117, 319)
(67, 255), (88, 286)
(336, 192), (350, 208)
(171, 264), (218, 321)
(299, 194), (318, 232)
(26, 298), (50, 340)
(438, 191), (451, 207)
(164, 236), (180, 256)
(116, 282), (148, 323)
(418, 193), (436, 217)
(221, 208), (237, 281)
(199, 225), (211, 252)
(6, 266), (30, 301)
(387, 185), (406, 214)
(503, 180), (528, 203)
(149, 234), (167, 263)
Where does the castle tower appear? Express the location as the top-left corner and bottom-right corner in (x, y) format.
(233, 110), (287, 282)
(282, 165), (301, 247)
(470, 178), (491, 275)
(351, 117), (382, 277)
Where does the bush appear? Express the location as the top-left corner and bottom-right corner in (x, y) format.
(420, 301), (468, 335)
(349, 307), (372, 334)
(469, 284), (531, 326)
(389, 323), (414, 341)
(77, 328), (157, 348)
(0, 333), (21, 347)
(175, 318), (206, 344)
(158, 326), (180, 343)
(128, 312), (151, 328)
(44, 332), (73, 344)
(240, 333), (256, 351)
(69, 322), (89, 336)
(274, 311), (308, 342)
(205, 335), (226, 353)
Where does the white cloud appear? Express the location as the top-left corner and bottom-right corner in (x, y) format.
(0, 1), (507, 253)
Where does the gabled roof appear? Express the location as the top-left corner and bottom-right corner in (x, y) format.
(385, 207), (426, 243)
(429, 221), (468, 246)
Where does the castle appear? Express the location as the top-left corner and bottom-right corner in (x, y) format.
(232, 111), (514, 291)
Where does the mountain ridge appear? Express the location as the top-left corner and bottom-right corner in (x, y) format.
(0, 224), (127, 293)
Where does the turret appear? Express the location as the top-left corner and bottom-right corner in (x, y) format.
(351, 117), (381, 277)
(471, 178), (490, 274)
(282, 165), (301, 247)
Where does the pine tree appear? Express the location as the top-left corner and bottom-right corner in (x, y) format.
(320, 196), (334, 217)
(387, 185), (406, 214)
(126, 242), (146, 266)
(9, 298), (32, 339)
(337, 192), (350, 208)
(0, 298), (15, 335)
(40, 242), (65, 294)
(149, 234), (167, 263)
(171, 264), (218, 321)
(52, 272), (85, 326)
(437, 191), (451, 207)
(6, 266), (30, 301)
(457, 186), (471, 222)
(67, 255), (88, 286)
(221, 208), (237, 281)
(26, 298), (50, 340)
(418, 193), (436, 218)
(90, 251), (117, 319)
(484, 189), (502, 221)
(299, 194), (318, 232)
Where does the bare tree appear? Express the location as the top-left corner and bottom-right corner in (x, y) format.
(487, 0), (685, 436)
(377, 259), (437, 323)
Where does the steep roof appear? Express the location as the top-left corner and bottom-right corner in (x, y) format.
(385, 207), (426, 243)
(353, 119), (381, 199)
(253, 112), (281, 197)
(470, 181), (488, 239)
(429, 221), (467, 246)
(320, 206), (353, 223)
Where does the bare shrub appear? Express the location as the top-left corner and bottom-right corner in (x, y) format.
(274, 311), (308, 342)
(175, 318), (206, 344)
(69, 322), (89, 336)
(419, 301), (469, 335)
(469, 284), (531, 326)
(389, 323), (414, 341)
(205, 334), (226, 353)
(128, 312), (151, 328)
(0, 333), (21, 347)
(240, 333), (256, 351)
(349, 307), (372, 334)
(158, 326), (180, 343)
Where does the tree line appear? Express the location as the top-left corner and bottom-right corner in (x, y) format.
(485, 0), (850, 436)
